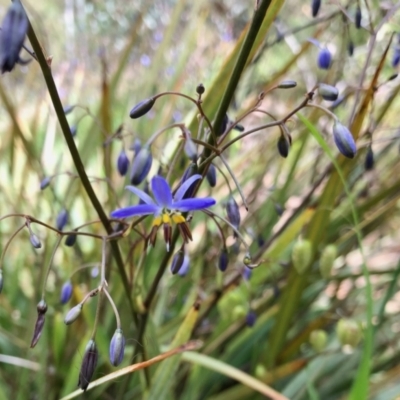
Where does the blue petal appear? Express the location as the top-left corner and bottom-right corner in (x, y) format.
(173, 197), (216, 212)
(111, 204), (159, 219)
(126, 185), (155, 205)
(174, 174), (201, 201)
(151, 176), (173, 207)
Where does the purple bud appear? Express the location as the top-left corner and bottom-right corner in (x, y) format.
(91, 266), (99, 278)
(78, 340), (98, 391)
(355, 6), (362, 29)
(56, 209), (69, 231)
(117, 150), (130, 176)
(184, 134), (197, 161)
(246, 311), (257, 327)
(318, 48), (332, 70)
(64, 303), (82, 325)
(277, 135), (290, 158)
(333, 121), (357, 159)
(109, 329), (125, 366)
(217, 114), (229, 137)
(130, 147), (152, 185)
(70, 125), (78, 137)
(218, 249), (229, 272)
(243, 267), (252, 281)
(129, 98), (155, 119)
(364, 147), (374, 171)
(257, 234), (265, 248)
(206, 164), (217, 187)
(65, 233), (77, 247)
(392, 48), (400, 68)
(30, 233), (42, 249)
(130, 138), (142, 155)
(318, 83), (339, 101)
(179, 163), (199, 199)
(40, 177), (51, 190)
(171, 249), (185, 275)
(311, 0), (321, 17)
(0, 0), (28, 73)
(60, 281), (73, 304)
(63, 105), (75, 115)
(178, 255), (190, 277)
(226, 196), (240, 231)
(30, 300), (47, 348)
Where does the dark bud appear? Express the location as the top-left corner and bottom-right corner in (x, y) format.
(179, 163), (199, 199)
(60, 281), (73, 304)
(0, 270), (3, 293)
(388, 73), (398, 81)
(218, 249), (229, 272)
(226, 196), (240, 232)
(65, 233), (77, 247)
(117, 150), (130, 176)
(130, 138), (142, 155)
(206, 164), (217, 187)
(130, 147), (152, 185)
(178, 255), (190, 277)
(257, 234), (265, 248)
(274, 203), (284, 216)
(30, 300), (47, 348)
(63, 105), (75, 115)
(243, 267), (252, 281)
(30, 233), (42, 249)
(0, 0), (28, 73)
(217, 114), (229, 137)
(392, 48), (400, 68)
(56, 209), (69, 231)
(333, 121), (357, 159)
(78, 340), (98, 391)
(64, 303), (82, 325)
(109, 329), (126, 367)
(233, 123), (245, 132)
(40, 177), (51, 190)
(364, 146), (374, 171)
(311, 0), (321, 17)
(355, 6), (362, 29)
(245, 311), (257, 327)
(277, 134), (290, 158)
(318, 48), (332, 70)
(70, 125), (78, 137)
(277, 80), (297, 89)
(318, 83), (339, 101)
(171, 249), (185, 274)
(129, 98), (155, 119)
(347, 41), (354, 57)
(196, 83), (205, 95)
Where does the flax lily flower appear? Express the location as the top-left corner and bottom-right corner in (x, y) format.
(111, 174), (216, 250)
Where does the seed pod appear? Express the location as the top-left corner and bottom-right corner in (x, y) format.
(311, 0), (321, 17)
(309, 329), (328, 352)
(60, 281), (73, 304)
(196, 83), (205, 95)
(318, 48), (332, 70)
(109, 329), (126, 367)
(65, 233), (77, 247)
(336, 319), (362, 348)
(129, 98), (155, 119)
(226, 196), (240, 232)
(130, 147), (153, 185)
(30, 300), (47, 348)
(78, 340), (98, 391)
(318, 83), (339, 101)
(170, 249), (185, 275)
(355, 5), (362, 29)
(364, 146), (374, 171)
(277, 134), (290, 158)
(206, 164), (217, 187)
(292, 239), (313, 274)
(0, 0), (29, 73)
(333, 121), (357, 159)
(64, 303), (83, 325)
(30, 233), (42, 249)
(319, 244), (337, 278)
(218, 248), (229, 272)
(117, 150), (130, 176)
(40, 177), (51, 190)
(56, 209), (69, 231)
(278, 80), (297, 89)
(246, 311), (257, 327)
(178, 255), (190, 277)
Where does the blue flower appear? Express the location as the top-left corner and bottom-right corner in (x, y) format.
(111, 174), (216, 250)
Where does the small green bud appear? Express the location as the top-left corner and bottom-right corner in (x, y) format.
(232, 305), (247, 320)
(255, 364), (267, 378)
(319, 244), (337, 278)
(292, 239), (313, 274)
(309, 329), (328, 352)
(336, 319), (362, 348)
(64, 303), (83, 325)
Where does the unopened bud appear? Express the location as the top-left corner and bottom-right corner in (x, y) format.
(60, 281), (73, 304)
(130, 147), (153, 185)
(196, 83), (205, 95)
(333, 121), (357, 159)
(117, 150), (130, 176)
(171, 249), (185, 275)
(364, 146), (374, 171)
(30, 300), (47, 348)
(217, 114), (229, 137)
(70, 125), (78, 137)
(319, 244), (337, 279)
(292, 239), (313, 274)
(40, 177), (51, 190)
(218, 249), (229, 272)
(309, 329), (328, 352)
(277, 134), (290, 158)
(226, 196), (240, 233)
(183, 131), (197, 161)
(129, 98), (155, 119)
(63, 105), (75, 115)
(78, 340), (98, 391)
(355, 6), (362, 29)
(56, 209), (69, 231)
(178, 255), (190, 277)
(318, 83), (339, 101)
(109, 328), (126, 366)
(348, 41), (354, 57)
(311, 0), (321, 17)
(179, 163), (199, 199)
(246, 311), (257, 327)
(65, 233), (77, 247)
(336, 319), (362, 348)
(64, 303), (82, 325)
(278, 80), (297, 89)
(318, 48), (332, 70)
(206, 164), (217, 187)
(30, 233), (42, 249)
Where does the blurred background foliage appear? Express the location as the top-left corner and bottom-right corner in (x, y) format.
(1, 0), (400, 399)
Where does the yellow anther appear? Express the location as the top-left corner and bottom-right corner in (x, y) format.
(162, 213), (171, 224)
(172, 214), (186, 224)
(152, 216), (162, 227)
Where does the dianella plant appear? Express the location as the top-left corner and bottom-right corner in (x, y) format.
(1, 0), (400, 399)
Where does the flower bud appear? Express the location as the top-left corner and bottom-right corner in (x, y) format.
(246, 311), (257, 327)
(117, 149), (130, 176)
(226, 196), (240, 233)
(56, 209), (69, 231)
(63, 105), (75, 115)
(109, 329), (126, 366)
(233, 123), (245, 132)
(355, 6), (362, 29)
(348, 41), (354, 57)
(243, 267), (252, 281)
(318, 83), (339, 101)
(206, 163), (217, 187)
(309, 329), (328, 352)
(311, 0), (321, 17)
(70, 125), (78, 137)
(64, 303), (82, 325)
(60, 281), (73, 304)
(292, 239), (313, 274)
(278, 80), (297, 89)
(0, 270), (3, 293)
(274, 203), (284, 216)
(184, 132), (197, 161)
(0, 0), (28, 73)
(364, 146), (374, 171)
(65, 233), (77, 247)
(333, 121), (357, 159)
(218, 249), (229, 272)
(171, 249), (185, 275)
(277, 134), (290, 158)
(319, 244), (337, 279)
(130, 147), (153, 185)
(131, 138), (142, 155)
(40, 177), (51, 190)
(179, 163), (199, 199)
(196, 83), (205, 95)
(129, 98), (155, 119)
(30, 300), (47, 348)
(78, 340), (98, 391)
(217, 114), (229, 137)
(336, 319), (362, 348)
(318, 48), (332, 70)
(392, 48), (400, 68)
(30, 233), (42, 249)
(178, 255), (190, 277)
